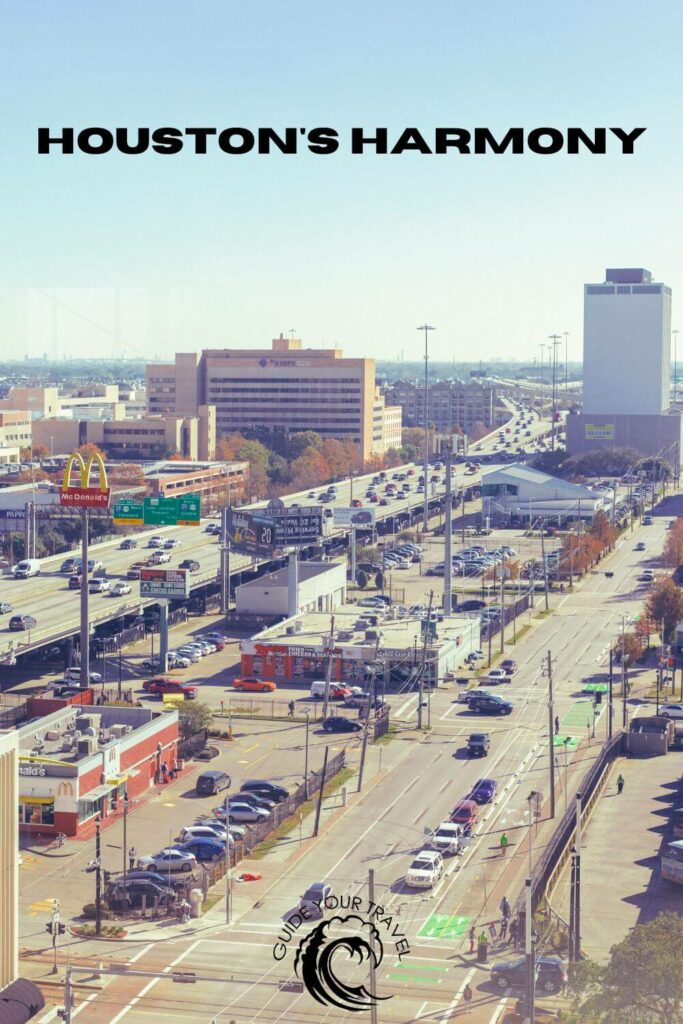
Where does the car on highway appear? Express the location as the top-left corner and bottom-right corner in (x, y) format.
(659, 704), (683, 719)
(137, 848), (197, 873)
(322, 716), (362, 733)
(635, 542), (646, 551)
(9, 614), (36, 631)
(174, 837), (224, 862)
(405, 849), (444, 888)
(164, 538), (181, 548)
(284, 882), (333, 922)
(0, 602), (12, 614)
(179, 559), (201, 572)
(142, 678), (199, 699)
(119, 538), (138, 550)
(638, 570), (655, 582)
(428, 822), (463, 855)
(147, 535), (165, 547)
(487, 668), (508, 684)
(127, 562), (146, 579)
(450, 799), (479, 831)
(500, 659), (517, 675)
(68, 574), (82, 590)
(88, 578), (110, 593)
(643, 515), (653, 525)
(468, 693), (513, 716)
(469, 778), (498, 804)
(231, 677), (277, 693)
(109, 581), (132, 597)
(150, 550), (171, 564)
(490, 955), (566, 994)
(241, 780), (289, 803)
(60, 557), (79, 573)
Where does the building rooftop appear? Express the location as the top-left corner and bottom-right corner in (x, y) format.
(18, 705), (170, 764)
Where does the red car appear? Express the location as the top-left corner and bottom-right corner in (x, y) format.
(142, 678), (199, 700)
(450, 799), (479, 831)
(330, 685), (351, 700)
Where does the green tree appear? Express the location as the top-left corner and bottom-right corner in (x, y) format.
(374, 571), (384, 589)
(356, 570), (368, 589)
(648, 578), (683, 642)
(286, 431), (323, 460)
(568, 912), (683, 1024)
(178, 702), (213, 742)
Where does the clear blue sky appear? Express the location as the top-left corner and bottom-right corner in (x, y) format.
(1, 0), (681, 364)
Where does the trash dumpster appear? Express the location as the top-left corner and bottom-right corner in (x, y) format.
(477, 938), (488, 963)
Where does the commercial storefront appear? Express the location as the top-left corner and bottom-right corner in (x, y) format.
(17, 706), (178, 838)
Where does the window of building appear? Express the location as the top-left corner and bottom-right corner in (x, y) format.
(77, 796), (105, 823)
(482, 483), (519, 497)
(19, 801), (55, 826)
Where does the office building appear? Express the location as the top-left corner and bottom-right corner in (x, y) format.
(385, 378), (498, 435)
(566, 268), (682, 464)
(0, 412), (31, 457)
(0, 730), (19, 990)
(144, 459), (249, 507)
(146, 337), (401, 460)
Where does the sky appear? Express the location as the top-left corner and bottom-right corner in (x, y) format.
(1, 0), (682, 365)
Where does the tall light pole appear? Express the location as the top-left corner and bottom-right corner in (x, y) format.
(538, 343), (544, 416)
(549, 334), (562, 451)
(417, 324), (436, 533)
(564, 331), (569, 394)
(673, 329), (679, 406)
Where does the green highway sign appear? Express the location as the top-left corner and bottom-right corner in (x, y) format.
(113, 494), (201, 527)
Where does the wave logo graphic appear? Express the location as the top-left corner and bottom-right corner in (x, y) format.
(293, 914), (392, 1012)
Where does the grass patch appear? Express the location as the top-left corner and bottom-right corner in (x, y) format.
(506, 624), (531, 645)
(250, 767), (356, 860)
(377, 724), (400, 745)
(202, 892), (223, 914)
(534, 608), (554, 618)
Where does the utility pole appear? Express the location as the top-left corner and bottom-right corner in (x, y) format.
(539, 519), (550, 611)
(368, 869), (379, 1024)
(572, 792), (583, 961)
(499, 570), (506, 654)
(358, 644), (381, 792)
(417, 324), (436, 532)
(122, 791), (129, 899)
(417, 591), (434, 730)
(546, 650), (556, 819)
(313, 746), (329, 837)
(225, 791), (232, 924)
(95, 815), (102, 936)
(444, 437), (453, 615)
(621, 618), (628, 730)
(525, 876), (535, 1024)
(674, 329), (679, 408)
(321, 616), (336, 719)
(220, 505), (230, 615)
(608, 649), (614, 740)
(303, 709), (310, 798)
(564, 330), (569, 394)
(549, 334), (562, 451)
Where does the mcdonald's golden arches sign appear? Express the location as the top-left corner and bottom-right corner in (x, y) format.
(59, 451), (111, 509)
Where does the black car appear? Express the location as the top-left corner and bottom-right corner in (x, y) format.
(467, 733), (490, 757)
(323, 716), (362, 733)
(9, 614), (36, 631)
(111, 869), (185, 891)
(60, 558), (78, 573)
(120, 538), (138, 549)
(457, 599), (486, 611)
(468, 693), (513, 716)
(179, 559), (200, 572)
(109, 879), (175, 908)
(490, 955), (566, 994)
(235, 791), (277, 812)
(241, 780), (289, 803)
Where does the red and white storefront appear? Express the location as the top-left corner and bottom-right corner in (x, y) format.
(17, 705), (179, 837)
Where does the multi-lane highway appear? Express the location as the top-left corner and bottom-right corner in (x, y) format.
(51, 476), (669, 1024)
(1, 402), (551, 662)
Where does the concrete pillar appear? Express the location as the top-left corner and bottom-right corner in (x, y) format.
(288, 550), (299, 617)
(159, 601), (169, 674)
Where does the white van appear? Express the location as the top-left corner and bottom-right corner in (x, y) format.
(14, 559), (41, 579)
(310, 680), (329, 699)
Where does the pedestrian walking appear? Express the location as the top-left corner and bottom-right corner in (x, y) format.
(463, 982), (473, 1013)
(500, 832), (508, 856)
(161, 761), (168, 784)
(554, 715), (560, 735)
(488, 920), (497, 940)
(499, 917), (508, 941)
(499, 896), (510, 919)
(509, 917), (518, 946)
(287, 701), (295, 718)
(617, 773), (625, 795)
(128, 846), (136, 870)
(468, 925), (476, 954)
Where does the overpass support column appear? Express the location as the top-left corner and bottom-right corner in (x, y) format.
(288, 550), (299, 618)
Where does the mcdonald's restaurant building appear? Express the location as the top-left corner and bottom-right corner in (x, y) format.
(16, 705), (179, 838)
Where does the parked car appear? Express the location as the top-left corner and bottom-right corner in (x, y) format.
(467, 733), (490, 757)
(198, 633), (223, 650)
(450, 799), (479, 831)
(234, 791), (276, 812)
(222, 801), (270, 824)
(137, 849), (197, 873)
(405, 850), (444, 888)
(490, 955), (566, 994)
(120, 538), (138, 550)
(232, 677), (276, 693)
(110, 879), (175, 907)
(428, 822), (463, 855)
(469, 778), (498, 804)
(196, 771), (231, 795)
(310, 681), (351, 700)
(174, 837), (225, 862)
(241, 780), (289, 803)
(176, 646), (201, 663)
(659, 704), (683, 720)
(63, 667), (102, 684)
(112, 869), (184, 891)
(9, 614), (36, 631)
(109, 581), (132, 597)
(178, 824), (228, 844)
(322, 716), (362, 733)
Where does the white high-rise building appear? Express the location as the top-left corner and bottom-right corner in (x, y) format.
(583, 268), (672, 416)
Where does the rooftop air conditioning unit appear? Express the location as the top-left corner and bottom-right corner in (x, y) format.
(337, 630), (353, 641)
(285, 626), (295, 635)
(294, 620), (303, 633)
(365, 629), (380, 642)
(110, 724), (131, 739)
(77, 736), (98, 758)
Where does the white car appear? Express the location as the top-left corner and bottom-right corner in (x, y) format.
(109, 581), (132, 597)
(137, 848), (197, 873)
(168, 653), (191, 669)
(659, 704), (683, 720)
(164, 538), (181, 549)
(487, 668), (508, 684)
(88, 578), (110, 593)
(147, 536), (165, 548)
(178, 824), (228, 844)
(150, 551), (171, 564)
(406, 849), (444, 888)
(177, 647), (201, 663)
(182, 643), (207, 658)
(428, 822), (463, 855)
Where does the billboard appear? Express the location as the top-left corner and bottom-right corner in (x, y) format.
(140, 568), (190, 600)
(269, 506), (323, 546)
(227, 505), (323, 554)
(226, 509), (278, 555)
(585, 423), (614, 441)
(59, 452), (111, 509)
(332, 507), (377, 529)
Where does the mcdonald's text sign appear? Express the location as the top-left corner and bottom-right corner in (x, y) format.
(59, 452), (111, 509)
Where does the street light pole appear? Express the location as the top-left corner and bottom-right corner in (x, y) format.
(417, 324), (436, 533)
(122, 791), (129, 899)
(303, 710), (310, 799)
(95, 815), (102, 936)
(673, 329), (679, 406)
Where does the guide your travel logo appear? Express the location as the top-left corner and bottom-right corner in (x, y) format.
(273, 894), (410, 1011)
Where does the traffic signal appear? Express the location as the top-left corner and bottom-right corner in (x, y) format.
(57, 922), (66, 935)
(45, 922), (53, 935)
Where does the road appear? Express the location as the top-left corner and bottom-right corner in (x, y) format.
(53, 494), (672, 1022)
(1, 402), (551, 665)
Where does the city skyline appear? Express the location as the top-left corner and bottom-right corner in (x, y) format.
(2, 1), (682, 362)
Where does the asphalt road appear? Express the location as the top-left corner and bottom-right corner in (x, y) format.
(51, 496), (673, 1023)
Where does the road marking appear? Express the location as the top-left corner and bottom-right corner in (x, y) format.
(107, 939), (202, 1024)
(443, 967), (477, 1021)
(488, 991), (513, 1023)
(418, 912), (470, 939)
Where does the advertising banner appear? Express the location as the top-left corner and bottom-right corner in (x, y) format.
(332, 507), (377, 529)
(140, 568), (190, 600)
